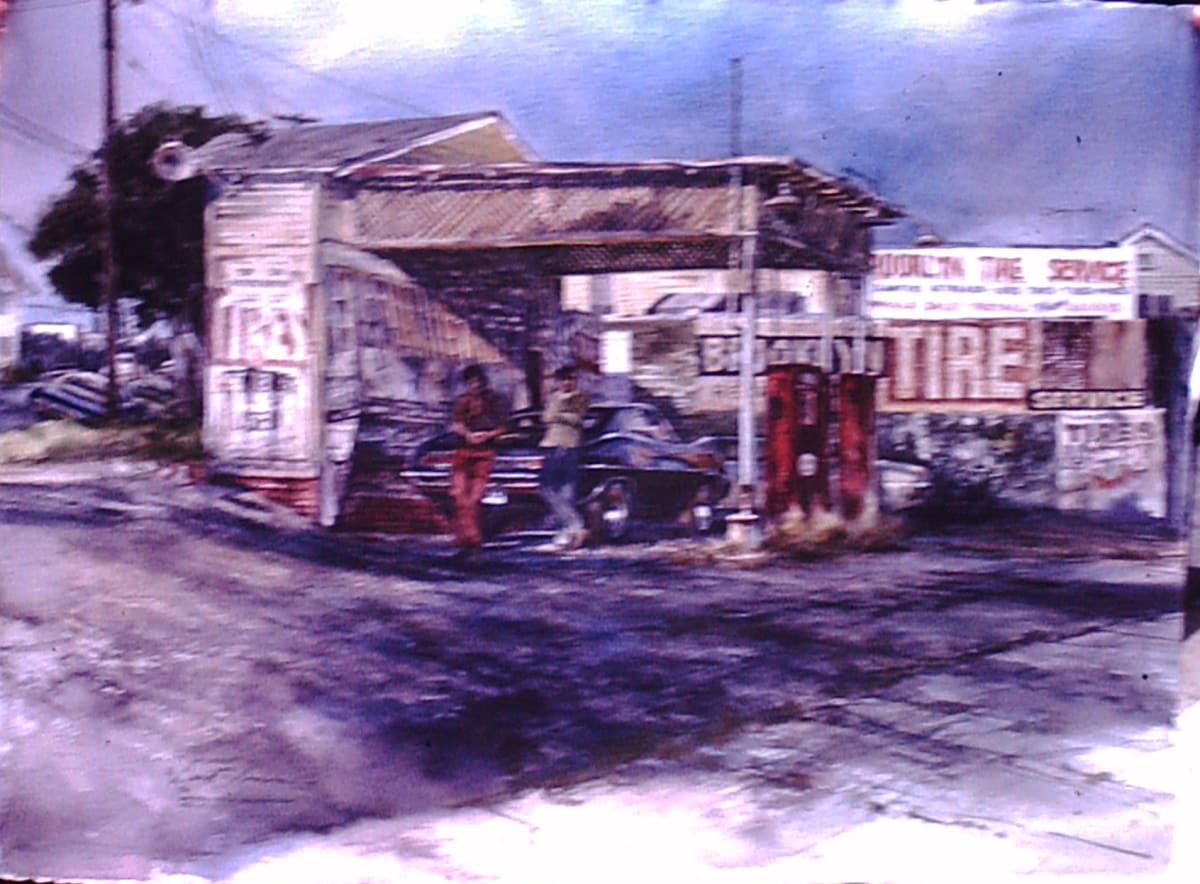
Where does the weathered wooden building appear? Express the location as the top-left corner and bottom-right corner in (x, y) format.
(172, 111), (900, 524)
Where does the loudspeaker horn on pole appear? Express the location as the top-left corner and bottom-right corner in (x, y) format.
(150, 140), (198, 181)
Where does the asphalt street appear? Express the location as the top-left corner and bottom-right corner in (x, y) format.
(0, 462), (1188, 882)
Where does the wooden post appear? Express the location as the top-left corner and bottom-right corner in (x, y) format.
(1186, 399), (1200, 638)
(100, 0), (119, 416)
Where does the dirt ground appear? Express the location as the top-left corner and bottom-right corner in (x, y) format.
(0, 461), (1192, 882)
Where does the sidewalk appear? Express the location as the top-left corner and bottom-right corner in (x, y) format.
(186, 614), (1183, 884)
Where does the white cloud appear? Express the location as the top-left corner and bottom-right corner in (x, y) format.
(215, 0), (529, 69)
(213, 0), (736, 70)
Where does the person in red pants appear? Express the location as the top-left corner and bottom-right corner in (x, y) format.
(449, 364), (509, 554)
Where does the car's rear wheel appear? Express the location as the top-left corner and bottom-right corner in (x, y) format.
(686, 482), (721, 535)
(588, 480), (633, 542)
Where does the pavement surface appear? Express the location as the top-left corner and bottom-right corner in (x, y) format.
(0, 461), (1193, 883)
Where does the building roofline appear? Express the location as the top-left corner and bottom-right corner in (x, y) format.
(333, 112), (537, 176)
(1119, 222), (1197, 263)
(879, 242), (1135, 251)
(191, 111), (525, 176)
(349, 156), (903, 221)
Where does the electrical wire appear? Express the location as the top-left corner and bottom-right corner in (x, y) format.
(0, 102), (91, 158)
(9, 0), (99, 12)
(144, 0), (438, 117)
(179, 7), (236, 113)
(0, 125), (87, 160)
(132, 0), (305, 121)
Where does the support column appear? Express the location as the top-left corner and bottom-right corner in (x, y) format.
(1186, 404), (1200, 638)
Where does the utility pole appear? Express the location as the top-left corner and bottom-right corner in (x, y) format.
(100, 0), (119, 416)
(726, 57), (761, 548)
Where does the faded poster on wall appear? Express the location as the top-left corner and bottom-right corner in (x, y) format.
(1056, 408), (1166, 518)
(205, 257), (314, 464)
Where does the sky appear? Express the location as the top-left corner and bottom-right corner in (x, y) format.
(1, 0), (1198, 249)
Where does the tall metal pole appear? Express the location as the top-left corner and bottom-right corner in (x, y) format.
(100, 0), (119, 416)
(727, 59), (743, 316)
(737, 183), (758, 506)
(726, 58), (760, 545)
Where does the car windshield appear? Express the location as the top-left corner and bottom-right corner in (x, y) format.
(590, 406), (680, 442)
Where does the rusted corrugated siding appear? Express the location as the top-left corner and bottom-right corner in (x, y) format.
(353, 183), (737, 246)
(334, 452), (450, 534)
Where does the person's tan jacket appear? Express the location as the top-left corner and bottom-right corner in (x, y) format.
(540, 389), (589, 448)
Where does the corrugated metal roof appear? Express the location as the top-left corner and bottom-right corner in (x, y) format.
(193, 111), (533, 174)
(350, 158), (903, 222)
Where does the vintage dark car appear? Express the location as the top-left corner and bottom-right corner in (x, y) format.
(403, 402), (731, 542)
(27, 360), (176, 422)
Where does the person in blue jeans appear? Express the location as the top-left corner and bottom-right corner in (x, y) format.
(538, 365), (590, 550)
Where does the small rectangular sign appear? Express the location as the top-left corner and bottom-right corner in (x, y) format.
(868, 246), (1136, 320)
(1028, 389), (1147, 411)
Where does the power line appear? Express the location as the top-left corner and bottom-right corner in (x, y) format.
(125, 2), (255, 120)
(0, 125), (86, 160)
(0, 102), (92, 157)
(12, 0), (98, 12)
(178, 6), (236, 113)
(145, 0), (437, 117)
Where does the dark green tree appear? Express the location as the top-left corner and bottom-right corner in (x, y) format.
(29, 103), (256, 335)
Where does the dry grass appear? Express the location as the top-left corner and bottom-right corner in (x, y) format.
(648, 504), (910, 567)
(0, 419), (203, 465)
(765, 504), (911, 559)
(658, 537), (773, 568)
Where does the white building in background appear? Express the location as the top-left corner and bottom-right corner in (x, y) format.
(0, 214), (97, 371)
(0, 273), (16, 369)
(0, 216), (32, 370)
(1120, 223), (1200, 316)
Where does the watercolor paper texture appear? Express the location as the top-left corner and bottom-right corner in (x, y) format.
(0, 2), (1194, 882)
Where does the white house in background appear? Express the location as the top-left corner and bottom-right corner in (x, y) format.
(0, 216), (34, 370)
(1, 214), (98, 371)
(0, 272), (17, 369)
(1119, 223), (1200, 316)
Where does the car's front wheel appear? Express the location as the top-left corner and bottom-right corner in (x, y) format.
(587, 480), (633, 542)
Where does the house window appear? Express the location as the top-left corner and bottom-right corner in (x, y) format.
(1138, 252), (1156, 272)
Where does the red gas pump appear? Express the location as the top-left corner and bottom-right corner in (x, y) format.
(838, 373), (877, 520)
(764, 364), (830, 517)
